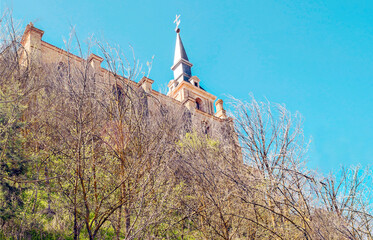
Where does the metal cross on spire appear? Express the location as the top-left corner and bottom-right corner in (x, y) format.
(174, 14), (181, 33)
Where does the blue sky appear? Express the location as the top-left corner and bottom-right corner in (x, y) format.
(3, 0), (373, 174)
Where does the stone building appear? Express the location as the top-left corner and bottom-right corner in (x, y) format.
(20, 21), (232, 138)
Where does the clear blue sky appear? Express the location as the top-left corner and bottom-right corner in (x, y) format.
(4, 0), (373, 174)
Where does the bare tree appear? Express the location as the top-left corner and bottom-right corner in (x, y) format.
(96, 41), (195, 239)
(1, 10), (373, 240)
(0, 11), (50, 238)
(318, 166), (373, 239)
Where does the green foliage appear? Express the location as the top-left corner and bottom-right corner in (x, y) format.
(0, 83), (28, 222)
(177, 131), (220, 151)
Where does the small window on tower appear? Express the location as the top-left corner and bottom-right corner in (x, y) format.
(196, 98), (202, 111)
(194, 82), (198, 87)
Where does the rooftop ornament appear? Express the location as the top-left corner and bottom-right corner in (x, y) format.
(174, 14), (181, 33)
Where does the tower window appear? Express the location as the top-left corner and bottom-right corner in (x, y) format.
(196, 98), (202, 111)
(194, 82), (198, 87)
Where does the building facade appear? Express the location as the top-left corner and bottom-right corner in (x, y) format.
(20, 21), (231, 138)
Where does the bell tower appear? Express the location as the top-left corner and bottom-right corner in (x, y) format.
(167, 15), (226, 119)
(167, 15), (226, 118)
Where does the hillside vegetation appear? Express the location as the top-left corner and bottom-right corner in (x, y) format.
(0, 12), (372, 239)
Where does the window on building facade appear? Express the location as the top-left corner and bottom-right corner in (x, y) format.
(202, 121), (210, 135)
(112, 84), (124, 103)
(57, 61), (67, 80)
(196, 98), (202, 111)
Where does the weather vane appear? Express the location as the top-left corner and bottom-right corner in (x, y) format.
(174, 14), (181, 33)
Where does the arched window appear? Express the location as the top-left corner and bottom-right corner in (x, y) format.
(196, 98), (202, 111)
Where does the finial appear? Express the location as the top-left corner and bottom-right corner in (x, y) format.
(174, 14), (181, 33)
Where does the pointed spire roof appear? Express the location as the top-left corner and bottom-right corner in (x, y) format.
(171, 15), (193, 83)
(173, 31), (189, 65)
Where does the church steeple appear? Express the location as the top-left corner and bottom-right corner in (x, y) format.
(167, 15), (225, 119)
(171, 15), (193, 83)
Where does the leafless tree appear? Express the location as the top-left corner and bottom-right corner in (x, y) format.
(1, 10), (373, 240)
